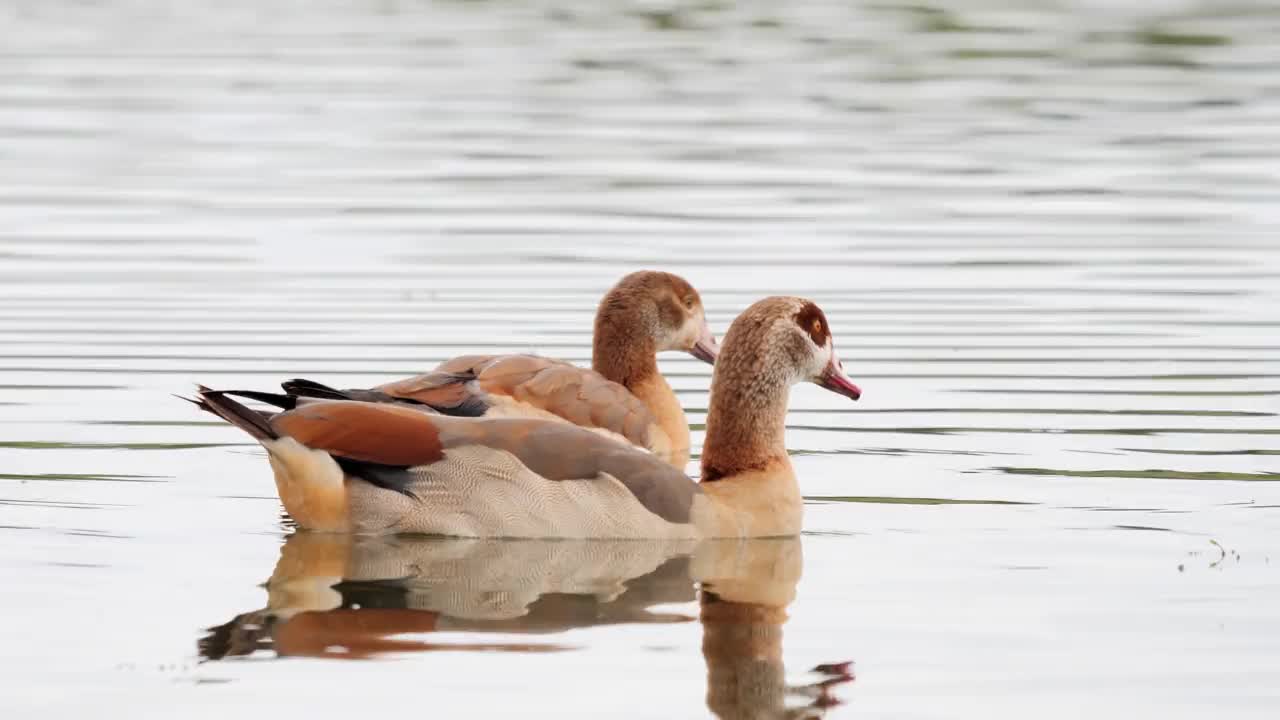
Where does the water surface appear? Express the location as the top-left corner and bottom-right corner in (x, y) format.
(2, 1), (1279, 718)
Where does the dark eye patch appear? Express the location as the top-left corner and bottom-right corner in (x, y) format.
(794, 301), (829, 345)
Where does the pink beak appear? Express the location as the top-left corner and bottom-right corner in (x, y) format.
(816, 356), (861, 401)
(689, 319), (720, 365)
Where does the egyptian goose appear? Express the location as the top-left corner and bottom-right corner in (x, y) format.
(192, 296), (861, 538)
(281, 271), (718, 467)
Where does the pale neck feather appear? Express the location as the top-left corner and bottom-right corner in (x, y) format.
(628, 372), (690, 466)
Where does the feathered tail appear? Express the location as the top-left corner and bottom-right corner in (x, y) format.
(182, 386), (292, 442)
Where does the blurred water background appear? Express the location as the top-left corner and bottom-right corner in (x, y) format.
(1, 0), (1278, 717)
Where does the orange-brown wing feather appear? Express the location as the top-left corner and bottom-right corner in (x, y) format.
(376, 355), (566, 414)
(474, 356), (656, 447)
(384, 352), (659, 449)
(271, 401), (444, 467)
(473, 355), (564, 395)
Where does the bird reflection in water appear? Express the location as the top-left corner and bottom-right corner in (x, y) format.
(201, 534), (853, 716)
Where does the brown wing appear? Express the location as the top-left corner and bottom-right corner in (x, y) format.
(268, 398), (699, 524)
(373, 369), (488, 416)
(373, 355), (504, 415)
(372, 354), (578, 415)
(271, 400), (444, 467)
(402, 354), (657, 449)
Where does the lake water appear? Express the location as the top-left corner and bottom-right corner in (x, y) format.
(1, 0), (1278, 717)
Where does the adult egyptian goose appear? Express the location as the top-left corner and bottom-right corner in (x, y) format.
(281, 271), (718, 467)
(192, 296), (861, 538)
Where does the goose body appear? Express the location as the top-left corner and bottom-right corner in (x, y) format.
(283, 271), (718, 467)
(194, 296), (861, 538)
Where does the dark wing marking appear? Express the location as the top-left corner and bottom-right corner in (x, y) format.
(375, 371), (490, 417)
(281, 379), (354, 402)
(332, 456), (419, 498)
(219, 389), (298, 410)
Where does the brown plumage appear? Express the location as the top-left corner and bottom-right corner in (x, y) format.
(272, 401), (444, 468)
(194, 388), (703, 532)
(702, 298), (858, 483)
(700, 299), (811, 483)
(592, 270), (703, 386)
(281, 270), (718, 467)
(191, 295), (860, 538)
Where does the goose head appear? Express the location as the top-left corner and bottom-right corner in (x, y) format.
(712, 296), (861, 402)
(700, 296), (861, 488)
(594, 270), (720, 368)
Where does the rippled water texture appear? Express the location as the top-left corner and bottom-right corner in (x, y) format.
(2, 0), (1279, 717)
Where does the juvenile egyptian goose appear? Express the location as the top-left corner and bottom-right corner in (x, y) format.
(282, 271), (718, 467)
(192, 296), (861, 538)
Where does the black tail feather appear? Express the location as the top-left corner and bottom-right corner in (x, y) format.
(283, 375), (488, 418)
(217, 389), (298, 410)
(281, 378), (353, 401)
(191, 386), (279, 442)
(282, 378), (442, 412)
(186, 384), (418, 498)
